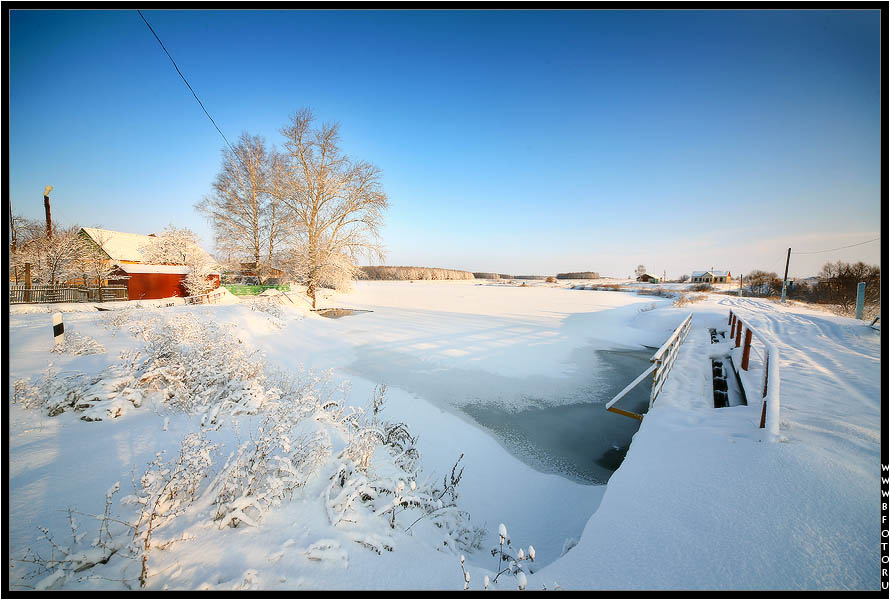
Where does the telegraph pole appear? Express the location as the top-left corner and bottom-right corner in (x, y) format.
(780, 247), (791, 303)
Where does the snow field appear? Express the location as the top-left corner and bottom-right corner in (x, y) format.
(8, 281), (881, 590)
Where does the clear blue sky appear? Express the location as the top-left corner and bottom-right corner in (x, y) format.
(9, 9), (882, 278)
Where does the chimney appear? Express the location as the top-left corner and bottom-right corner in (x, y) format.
(43, 185), (53, 238)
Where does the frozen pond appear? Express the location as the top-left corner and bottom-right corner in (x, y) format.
(462, 349), (652, 484)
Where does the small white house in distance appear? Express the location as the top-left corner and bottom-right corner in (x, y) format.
(691, 270), (731, 284)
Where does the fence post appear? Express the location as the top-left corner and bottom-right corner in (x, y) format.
(24, 263), (32, 303)
(741, 329), (753, 370)
(762, 352), (769, 397)
(855, 282), (866, 320)
(649, 358), (661, 408)
(759, 401), (767, 429)
(728, 311), (733, 326)
(735, 321), (743, 347)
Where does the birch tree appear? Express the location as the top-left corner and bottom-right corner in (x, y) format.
(279, 108), (388, 308)
(196, 133), (293, 283)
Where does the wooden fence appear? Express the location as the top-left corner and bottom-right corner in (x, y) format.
(9, 285), (128, 304)
(728, 310), (781, 439)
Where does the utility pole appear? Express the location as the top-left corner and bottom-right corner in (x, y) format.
(739, 274), (743, 297)
(43, 185), (53, 238)
(780, 247), (791, 303)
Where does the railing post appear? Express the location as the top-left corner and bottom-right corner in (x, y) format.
(728, 311), (733, 326)
(735, 321), (743, 347)
(762, 352), (769, 397)
(649, 358), (660, 408)
(759, 401), (767, 429)
(741, 329), (753, 370)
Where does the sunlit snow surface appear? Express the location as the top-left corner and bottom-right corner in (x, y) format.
(8, 281), (881, 590)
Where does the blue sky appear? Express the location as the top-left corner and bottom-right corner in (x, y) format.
(9, 9), (882, 278)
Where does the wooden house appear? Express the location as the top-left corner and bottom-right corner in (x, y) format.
(79, 227), (220, 300)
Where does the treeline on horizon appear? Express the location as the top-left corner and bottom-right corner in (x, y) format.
(360, 266), (602, 281)
(359, 266), (475, 280)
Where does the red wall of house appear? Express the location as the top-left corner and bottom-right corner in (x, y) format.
(126, 273), (188, 300)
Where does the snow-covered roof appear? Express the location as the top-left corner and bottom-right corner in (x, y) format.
(116, 264), (190, 275)
(80, 227), (157, 262)
(691, 270), (730, 277)
(80, 227), (215, 265)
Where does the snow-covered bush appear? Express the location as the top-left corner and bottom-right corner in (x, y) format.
(50, 330), (106, 356)
(11, 484), (134, 590)
(456, 523), (536, 590)
(18, 312), (280, 421)
(322, 387), (483, 555)
(209, 390), (332, 528)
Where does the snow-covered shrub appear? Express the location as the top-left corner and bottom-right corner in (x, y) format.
(11, 484), (136, 590)
(209, 394), (332, 528)
(321, 387), (482, 555)
(636, 287), (673, 298)
(50, 331), (105, 356)
(249, 297), (285, 327)
(19, 312), (284, 421)
(673, 293), (705, 307)
(487, 523), (535, 590)
(123, 433), (219, 587)
(12, 367), (139, 420)
(457, 523), (536, 590)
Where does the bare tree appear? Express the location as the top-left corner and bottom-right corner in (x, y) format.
(9, 216), (48, 282)
(816, 261), (880, 310)
(279, 109), (388, 307)
(17, 225), (85, 284)
(196, 134), (294, 283)
(746, 270), (782, 296)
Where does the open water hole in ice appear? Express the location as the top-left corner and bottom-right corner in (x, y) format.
(462, 349), (652, 485)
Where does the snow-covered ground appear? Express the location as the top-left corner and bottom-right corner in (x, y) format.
(7, 281), (881, 590)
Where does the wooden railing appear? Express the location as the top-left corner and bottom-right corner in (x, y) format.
(184, 287), (227, 305)
(728, 310), (781, 439)
(605, 313), (693, 420)
(9, 285), (128, 304)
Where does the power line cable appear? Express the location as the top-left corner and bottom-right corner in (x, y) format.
(793, 237), (880, 255)
(136, 10), (245, 172)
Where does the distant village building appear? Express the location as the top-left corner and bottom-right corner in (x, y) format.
(80, 227), (220, 300)
(636, 273), (660, 283)
(236, 262), (287, 285)
(691, 270), (731, 284)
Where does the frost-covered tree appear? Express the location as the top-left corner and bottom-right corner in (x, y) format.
(196, 133), (295, 283)
(75, 228), (125, 293)
(635, 264), (646, 278)
(9, 216), (47, 282)
(141, 225), (218, 296)
(15, 225), (86, 284)
(279, 108), (388, 308)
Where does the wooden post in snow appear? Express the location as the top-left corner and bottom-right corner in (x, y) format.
(741, 329), (753, 370)
(24, 263), (32, 303)
(52, 312), (64, 347)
